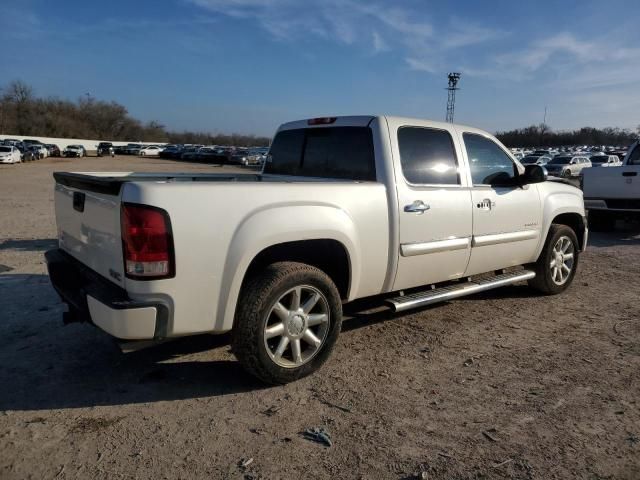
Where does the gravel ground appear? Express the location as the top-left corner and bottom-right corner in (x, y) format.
(0, 156), (639, 479)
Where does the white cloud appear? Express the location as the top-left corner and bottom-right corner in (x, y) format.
(496, 33), (597, 71)
(187, 0), (505, 61)
(441, 18), (504, 49)
(405, 57), (438, 73)
(186, 0), (640, 105)
(372, 31), (389, 53)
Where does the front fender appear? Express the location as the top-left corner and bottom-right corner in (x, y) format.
(535, 186), (586, 259)
(215, 203), (360, 331)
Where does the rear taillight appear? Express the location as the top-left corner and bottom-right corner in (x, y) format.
(121, 203), (174, 279)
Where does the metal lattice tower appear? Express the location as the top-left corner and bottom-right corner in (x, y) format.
(446, 72), (461, 123)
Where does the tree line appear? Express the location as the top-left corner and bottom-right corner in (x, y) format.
(496, 123), (639, 148)
(0, 80), (270, 146)
(2, 80), (638, 149)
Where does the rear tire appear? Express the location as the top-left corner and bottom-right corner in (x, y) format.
(232, 261), (342, 384)
(528, 224), (579, 295)
(589, 210), (615, 232)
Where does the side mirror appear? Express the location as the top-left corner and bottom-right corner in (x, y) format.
(522, 164), (547, 184)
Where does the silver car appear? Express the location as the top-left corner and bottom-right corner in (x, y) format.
(544, 155), (591, 178)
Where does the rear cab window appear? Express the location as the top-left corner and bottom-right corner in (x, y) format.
(264, 127), (376, 181)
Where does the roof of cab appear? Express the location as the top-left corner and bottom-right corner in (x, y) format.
(277, 115), (494, 138)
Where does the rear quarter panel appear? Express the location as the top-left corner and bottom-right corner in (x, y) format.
(121, 181), (389, 335)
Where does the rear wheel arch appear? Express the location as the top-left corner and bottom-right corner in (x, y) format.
(219, 238), (353, 333)
(241, 239), (352, 301)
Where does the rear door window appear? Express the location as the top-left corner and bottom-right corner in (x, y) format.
(264, 127), (376, 181)
(397, 127), (460, 185)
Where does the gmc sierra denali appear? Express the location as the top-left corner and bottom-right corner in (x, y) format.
(46, 116), (588, 384)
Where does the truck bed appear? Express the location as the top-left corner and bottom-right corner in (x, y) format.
(53, 172), (263, 195)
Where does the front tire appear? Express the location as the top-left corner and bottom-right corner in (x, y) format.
(562, 169), (572, 178)
(528, 224), (579, 295)
(232, 261), (342, 384)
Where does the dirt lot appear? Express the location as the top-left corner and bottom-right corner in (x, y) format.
(0, 156), (639, 479)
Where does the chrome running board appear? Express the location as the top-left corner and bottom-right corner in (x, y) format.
(387, 270), (536, 313)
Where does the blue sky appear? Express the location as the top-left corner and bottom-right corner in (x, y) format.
(2, 0), (639, 136)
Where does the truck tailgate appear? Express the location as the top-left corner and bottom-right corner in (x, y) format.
(583, 166), (640, 199)
(54, 180), (124, 286)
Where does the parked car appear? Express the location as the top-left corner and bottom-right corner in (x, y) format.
(611, 149), (628, 161)
(21, 140), (47, 158)
(589, 154), (622, 167)
(125, 143), (143, 155)
(0, 145), (21, 164)
(229, 148), (250, 165)
(29, 145), (46, 159)
(243, 147), (269, 166)
(583, 140), (640, 231)
(139, 145), (164, 156)
(158, 145), (180, 159)
(521, 155), (550, 166)
(15, 144), (34, 162)
(544, 155), (591, 178)
(180, 145), (205, 161)
(191, 147), (220, 163)
(46, 115), (587, 384)
(63, 145), (86, 158)
(97, 142), (114, 157)
(45, 144), (61, 157)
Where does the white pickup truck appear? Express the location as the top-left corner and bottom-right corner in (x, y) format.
(583, 140), (640, 231)
(46, 116), (587, 384)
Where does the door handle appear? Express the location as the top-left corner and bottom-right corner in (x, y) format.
(622, 171), (637, 177)
(404, 200), (430, 214)
(477, 198), (495, 210)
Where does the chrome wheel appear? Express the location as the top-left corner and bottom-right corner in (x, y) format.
(263, 285), (330, 368)
(550, 235), (575, 285)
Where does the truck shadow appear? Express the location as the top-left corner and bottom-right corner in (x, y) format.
(0, 269), (559, 412)
(341, 283), (536, 332)
(0, 273), (265, 412)
(587, 223), (640, 248)
(0, 238), (58, 252)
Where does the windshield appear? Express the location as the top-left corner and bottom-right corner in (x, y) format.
(548, 157), (571, 165)
(264, 126), (376, 181)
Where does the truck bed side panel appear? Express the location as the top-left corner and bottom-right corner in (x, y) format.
(120, 181), (389, 335)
